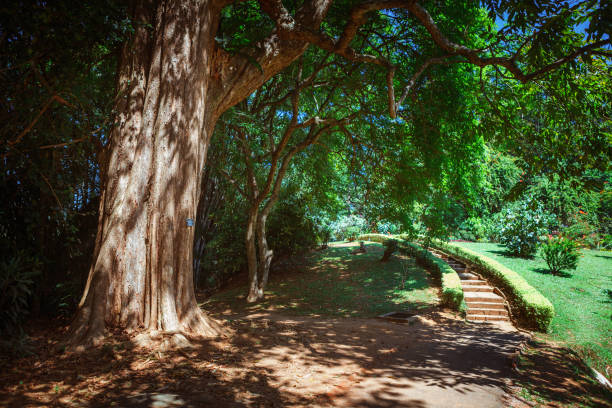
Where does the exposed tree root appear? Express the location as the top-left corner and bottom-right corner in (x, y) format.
(65, 308), (226, 352)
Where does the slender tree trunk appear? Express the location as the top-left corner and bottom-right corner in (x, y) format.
(245, 209), (272, 303)
(245, 208), (261, 302)
(244, 200), (277, 302)
(71, 0), (223, 346)
(256, 211), (273, 295)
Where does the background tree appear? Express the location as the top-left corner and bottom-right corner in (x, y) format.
(0, 1), (129, 334)
(218, 52), (367, 301)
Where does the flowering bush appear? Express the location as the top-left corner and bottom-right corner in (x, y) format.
(498, 201), (554, 257)
(328, 214), (368, 241)
(562, 213), (599, 248)
(540, 236), (580, 275)
(376, 221), (401, 235)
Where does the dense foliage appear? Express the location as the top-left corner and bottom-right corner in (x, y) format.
(0, 1), (129, 333)
(540, 237), (581, 276)
(498, 200), (554, 257)
(0, 0), (609, 337)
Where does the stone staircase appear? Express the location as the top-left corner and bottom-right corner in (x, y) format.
(431, 250), (510, 323)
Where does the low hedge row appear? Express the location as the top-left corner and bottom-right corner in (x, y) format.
(429, 240), (554, 332)
(358, 234), (463, 310)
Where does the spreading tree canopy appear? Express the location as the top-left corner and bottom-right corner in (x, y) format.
(1, 0), (609, 347)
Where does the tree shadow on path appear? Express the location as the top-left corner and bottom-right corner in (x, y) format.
(1, 311), (527, 408)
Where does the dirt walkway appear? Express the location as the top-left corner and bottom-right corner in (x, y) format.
(213, 310), (527, 407)
(0, 310), (528, 407)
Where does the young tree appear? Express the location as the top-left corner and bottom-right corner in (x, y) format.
(70, 0), (610, 346)
(219, 54), (365, 302)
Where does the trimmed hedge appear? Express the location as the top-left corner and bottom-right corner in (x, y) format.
(430, 239), (555, 332)
(359, 234), (463, 310)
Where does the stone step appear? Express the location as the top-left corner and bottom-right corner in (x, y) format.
(466, 301), (506, 310)
(462, 285), (494, 293)
(467, 314), (510, 322)
(460, 279), (486, 284)
(464, 292), (504, 302)
(458, 273), (480, 280)
(467, 308), (508, 316)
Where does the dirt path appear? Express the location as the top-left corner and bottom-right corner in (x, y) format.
(3, 241), (609, 407)
(0, 310), (528, 407)
(213, 310), (527, 408)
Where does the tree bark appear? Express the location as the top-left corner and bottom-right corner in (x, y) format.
(244, 204), (273, 303)
(70, 0), (335, 347)
(245, 208), (261, 302)
(256, 212), (273, 297)
(71, 0), (225, 346)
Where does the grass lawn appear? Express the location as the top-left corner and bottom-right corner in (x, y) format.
(454, 241), (612, 374)
(206, 241), (439, 318)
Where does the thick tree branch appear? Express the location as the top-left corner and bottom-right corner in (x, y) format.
(406, 1), (611, 82)
(394, 55), (464, 113)
(210, 0), (333, 115)
(230, 125), (259, 199)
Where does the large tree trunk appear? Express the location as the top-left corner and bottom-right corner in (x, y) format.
(71, 0), (329, 347)
(71, 0), (223, 346)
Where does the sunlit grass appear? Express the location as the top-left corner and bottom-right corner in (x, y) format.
(454, 241), (612, 374)
(207, 242), (438, 318)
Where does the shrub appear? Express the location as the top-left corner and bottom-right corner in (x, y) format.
(498, 201), (554, 257)
(376, 221), (401, 235)
(540, 237), (580, 275)
(0, 253), (40, 334)
(329, 214), (368, 241)
(455, 217), (487, 241)
(602, 234), (612, 250)
(562, 216), (599, 248)
(430, 240), (555, 332)
(404, 243), (464, 310)
(481, 215), (502, 242)
(268, 199), (319, 257)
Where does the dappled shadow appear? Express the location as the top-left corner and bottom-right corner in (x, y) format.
(0, 310), (527, 407)
(207, 242), (438, 319)
(593, 254), (612, 260)
(513, 340), (612, 407)
(489, 249), (535, 260)
(532, 267), (573, 278)
(0, 325), (285, 407)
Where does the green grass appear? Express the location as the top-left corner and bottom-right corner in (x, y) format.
(454, 241), (612, 374)
(207, 242), (439, 318)
(359, 234), (464, 310)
